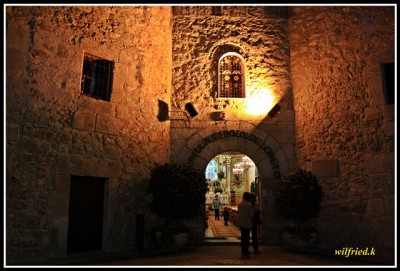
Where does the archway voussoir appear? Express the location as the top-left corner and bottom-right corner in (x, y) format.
(264, 136), (281, 152)
(225, 137), (238, 151)
(256, 158), (274, 179)
(251, 151), (268, 165)
(206, 141), (224, 156)
(274, 150), (289, 173)
(236, 137), (248, 152)
(177, 125), (289, 185)
(241, 141), (260, 157)
(193, 156), (209, 172)
(199, 145), (219, 162)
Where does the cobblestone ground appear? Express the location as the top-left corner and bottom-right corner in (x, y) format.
(97, 245), (388, 267)
(8, 245), (393, 267)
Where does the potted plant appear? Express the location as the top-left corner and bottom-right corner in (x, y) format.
(274, 168), (323, 248)
(148, 162), (208, 248)
(214, 186), (223, 193)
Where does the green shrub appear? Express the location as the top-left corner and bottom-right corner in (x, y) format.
(274, 168), (323, 223)
(148, 163), (208, 221)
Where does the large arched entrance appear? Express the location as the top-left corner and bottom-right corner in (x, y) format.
(172, 122), (291, 245)
(204, 152), (258, 243)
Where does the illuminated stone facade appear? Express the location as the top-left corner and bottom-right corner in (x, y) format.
(5, 5), (395, 264)
(6, 6), (172, 261)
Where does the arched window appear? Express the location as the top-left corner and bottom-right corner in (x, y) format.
(218, 52), (246, 98)
(205, 159), (218, 181)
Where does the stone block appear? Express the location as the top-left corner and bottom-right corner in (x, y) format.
(312, 160), (338, 177)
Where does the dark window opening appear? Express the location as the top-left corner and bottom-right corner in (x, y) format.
(381, 62), (394, 105)
(81, 53), (114, 102)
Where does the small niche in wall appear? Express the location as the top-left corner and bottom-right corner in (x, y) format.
(380, 62), (394, 105)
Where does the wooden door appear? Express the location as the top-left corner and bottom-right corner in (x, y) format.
(67, 176), (105, 253)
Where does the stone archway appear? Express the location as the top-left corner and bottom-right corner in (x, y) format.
(172, 121), (291, 245)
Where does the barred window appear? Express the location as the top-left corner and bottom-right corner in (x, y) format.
(81, 53), (114, 102)
(218, 53), (246, 98)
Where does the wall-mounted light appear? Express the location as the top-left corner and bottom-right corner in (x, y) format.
(184, 102), (198, 118)
(168, 102), (198, 120)
(268, 103), (281, 118)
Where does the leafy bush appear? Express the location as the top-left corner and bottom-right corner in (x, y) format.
(274, 168), (323, 223)
(148, 163), (208, 221)
(159, 221), (190, 246)
(275, 168), (323, 243)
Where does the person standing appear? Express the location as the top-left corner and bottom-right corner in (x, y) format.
(250, 193), (261, 253)
(222, 207), (230, 226)
(237, 192), (254, 256)
(212, 195), (222, 220)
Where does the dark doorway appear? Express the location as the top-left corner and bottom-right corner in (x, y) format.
(67, 176), (106, 254)
(381, 62), (394, 105)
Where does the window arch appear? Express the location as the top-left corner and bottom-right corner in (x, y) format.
(205, 159), (218, 181)
(218, 52), (246, 98)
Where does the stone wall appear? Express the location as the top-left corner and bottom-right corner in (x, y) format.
(170, 6), (294, 165)
(289, 6), (395, 258)
(6, 6), (172, 261)
(171, 6), (292, 123)
(170, 6), (296, 246)
(5, 5), (395, 264)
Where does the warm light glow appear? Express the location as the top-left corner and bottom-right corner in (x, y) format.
(244, 89), (275, 117)
(219, 86), (282, 121)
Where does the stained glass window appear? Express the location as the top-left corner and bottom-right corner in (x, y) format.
(218, 53), (245, 98)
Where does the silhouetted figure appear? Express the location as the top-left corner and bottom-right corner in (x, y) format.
(250, 193), (261, 253)
(238, 192), (254, 256)
(222, 207), (230, 226)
